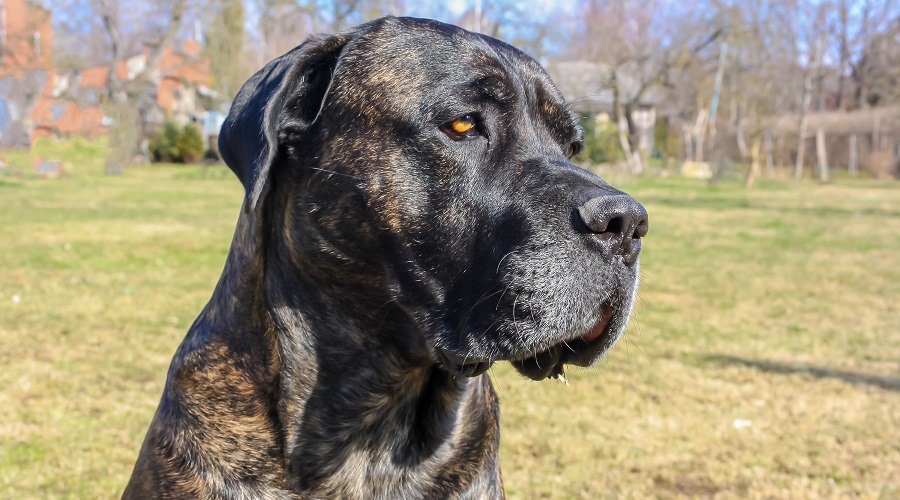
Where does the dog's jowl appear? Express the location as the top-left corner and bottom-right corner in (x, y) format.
(124, 16), (648, 499)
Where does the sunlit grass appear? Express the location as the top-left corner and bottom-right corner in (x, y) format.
(1, 144), (897, 497)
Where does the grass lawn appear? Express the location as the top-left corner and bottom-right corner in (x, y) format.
(1, 145), (898, 498)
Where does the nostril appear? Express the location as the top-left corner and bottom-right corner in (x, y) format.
(605, 216), (623, 236)
(633, 217), (649, 239)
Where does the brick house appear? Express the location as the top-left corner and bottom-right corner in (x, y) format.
(0, 0), (213, 148)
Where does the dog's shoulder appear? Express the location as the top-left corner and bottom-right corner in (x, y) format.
(123, 321), (289, 498)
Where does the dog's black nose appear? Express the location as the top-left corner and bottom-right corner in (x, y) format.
(577, 194), (648, 265)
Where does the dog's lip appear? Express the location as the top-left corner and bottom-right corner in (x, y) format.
(438, 303), (617, 379)
(580, 303), (614, 344)
(512, 302), (616, 380)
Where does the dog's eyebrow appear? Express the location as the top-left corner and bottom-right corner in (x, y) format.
(470, 74), (515, 107)
(529, 84), (581, 147)
(559, 104), (584, 143)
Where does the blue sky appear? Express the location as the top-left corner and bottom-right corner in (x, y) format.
(443, 0), (579, 17)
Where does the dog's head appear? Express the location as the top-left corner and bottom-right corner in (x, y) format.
(219, 17), (648, 381)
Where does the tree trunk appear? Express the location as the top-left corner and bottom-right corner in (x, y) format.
(744, 136), (762, 189)
(836, 0), (850, 111)
(617, 108), (641, 174)
(735, 108), (748, 159)
(794, 83), (812, 178)
(874, 116), (881, 151)
(104, 100), (140, 172)
(764, 131), (774, 176)
(815, 128), (829, 182)
(625, 108), (645, 174)
(794, 31), (824, 179)
(708, 43), (728, 147)
(692, 108), (708, 163)
(849, 134), (858, 176)
(794, 131), (807, 179)
(682, 125), (693, 162)
(99, 0), (188, 166)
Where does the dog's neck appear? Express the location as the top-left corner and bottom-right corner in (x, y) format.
(210, 203), (502, 496)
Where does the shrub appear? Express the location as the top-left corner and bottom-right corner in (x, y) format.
(654, 116), (682, 163)
(149, 122), (180, 163)
(175, 124), (204, 164)
(576, 114), (623, 165)
(149, 122), (205, 164)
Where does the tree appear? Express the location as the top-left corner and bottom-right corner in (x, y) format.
(790, 0), (830, 180)
(252, 0), (404, 63)
(48, 0), (191, 166)
(204, 0), (248, 101)
(568, 0), (720, 174)
(715, 1), (795, 186)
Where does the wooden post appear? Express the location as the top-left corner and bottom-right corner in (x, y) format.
(874, 116), (881, 151)
(849, 134), (858, 176)
(777, 134), (784, 170)
(815, 128), (829, 182)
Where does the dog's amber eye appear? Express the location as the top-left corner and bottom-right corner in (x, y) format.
(442, 115), (479, 139)
(450, 116), (476, 134)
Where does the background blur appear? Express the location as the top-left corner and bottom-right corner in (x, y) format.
(0, 0), (898, 497)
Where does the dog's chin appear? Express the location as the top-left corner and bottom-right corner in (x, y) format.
(437, 302), (626, 381)
(511, 302), (621, 381)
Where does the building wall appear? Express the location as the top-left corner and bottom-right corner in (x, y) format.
(0, 0), (54, 147)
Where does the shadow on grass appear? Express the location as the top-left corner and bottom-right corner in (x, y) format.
(704, 354), (900, 392)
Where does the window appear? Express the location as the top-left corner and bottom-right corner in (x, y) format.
(51, 101), (66, 121)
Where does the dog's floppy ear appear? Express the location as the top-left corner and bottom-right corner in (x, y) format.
(218, 31), (356, 211)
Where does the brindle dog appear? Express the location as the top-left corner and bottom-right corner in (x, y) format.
(124, 16), (648, 499)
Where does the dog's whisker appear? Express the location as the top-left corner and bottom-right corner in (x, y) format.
(625, 331), (651, 362)
(496, 281), (515, 310)
(495, 251), (517, 275)
(461, 288), (505, 325)
(308, 167), (360, 180)
(477, 319), (502, 339)
(376, 297), (399, 311)
(487, 366), (507, 403)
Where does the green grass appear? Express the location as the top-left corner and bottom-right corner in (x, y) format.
(1, 143), (898, 498)
(1, 136), (110, 178)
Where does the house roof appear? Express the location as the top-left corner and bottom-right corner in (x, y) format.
(546, 61), (614, 113)
(546, 60), (666, 114)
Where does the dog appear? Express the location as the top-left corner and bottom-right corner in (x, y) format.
(124, 16), (648, 499)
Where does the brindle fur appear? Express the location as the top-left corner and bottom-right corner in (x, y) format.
(125, 16), (644, 499)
